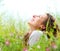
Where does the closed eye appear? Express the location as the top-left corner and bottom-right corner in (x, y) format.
(33, 15), (40, 18)
(37, 15), (40, 17)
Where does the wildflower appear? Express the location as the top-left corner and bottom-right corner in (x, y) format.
(51, 41), (57, 49)
(0, 47), (2, 51)
(52, 45), (57, 48)
(20, 36), (23, 40)
(23, 48), (28, 51)
(46, 47), (50, 51)
(5, 40), (10, 46)
(37, 45), (41, 49)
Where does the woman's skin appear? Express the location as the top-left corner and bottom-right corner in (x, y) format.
(24, 13), (59, 47)
(28, 13), (48, 34)
(24, 13), (60, 47)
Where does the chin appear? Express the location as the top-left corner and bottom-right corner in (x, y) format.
(28, 22), (32, 25)
(28, 22), (34, 27)
(28, 21), (32, 24)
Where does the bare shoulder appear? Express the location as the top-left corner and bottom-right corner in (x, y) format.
(30, 30), (43, 38)
(28, 30), (43, 46)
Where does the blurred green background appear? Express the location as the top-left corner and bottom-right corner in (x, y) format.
(0, 0), (60, 51)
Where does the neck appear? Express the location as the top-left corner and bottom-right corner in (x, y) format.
(29, 26), (38, 34)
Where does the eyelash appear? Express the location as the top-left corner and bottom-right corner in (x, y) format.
(33, 15), (40, 18)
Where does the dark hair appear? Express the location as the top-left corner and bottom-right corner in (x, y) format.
(43, 13), (59, 38)
(24, 32), (30, 46)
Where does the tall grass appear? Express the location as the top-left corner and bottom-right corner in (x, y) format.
(0, 13), (60, 51)
(0, 13), (28, 51)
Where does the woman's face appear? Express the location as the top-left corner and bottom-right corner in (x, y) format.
(28, 14), (48, 28)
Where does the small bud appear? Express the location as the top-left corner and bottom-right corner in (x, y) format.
(37, 45), (41, 49)
(5, 40), (10, 46)
(23, 48), (28, 51)
(46, 47), (50, 51)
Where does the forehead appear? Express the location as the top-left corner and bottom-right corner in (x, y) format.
(40, 14), (48, 19)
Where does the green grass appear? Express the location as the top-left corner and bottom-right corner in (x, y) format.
(0, 13), (60, 51)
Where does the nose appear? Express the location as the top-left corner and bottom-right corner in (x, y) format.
(33, 15), (37, 18)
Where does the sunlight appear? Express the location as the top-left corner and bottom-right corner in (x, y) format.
(3, 0), (48, 21)
(0, 0), (60, 21)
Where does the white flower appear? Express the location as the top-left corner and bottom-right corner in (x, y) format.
(37, 45), (41, 49)
(0, 47), (2, 51)
(20, 36), (23, 40)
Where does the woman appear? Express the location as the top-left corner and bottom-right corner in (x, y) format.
(24, 13), (59, 47)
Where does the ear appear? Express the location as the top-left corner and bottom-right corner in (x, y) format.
(40, 25), (46, 30)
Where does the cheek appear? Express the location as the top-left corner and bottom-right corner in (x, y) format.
(39, 19), (44, 24)
(33, 20), (41, 27)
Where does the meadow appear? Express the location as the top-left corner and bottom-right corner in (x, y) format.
(0, 13), (60, 51)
